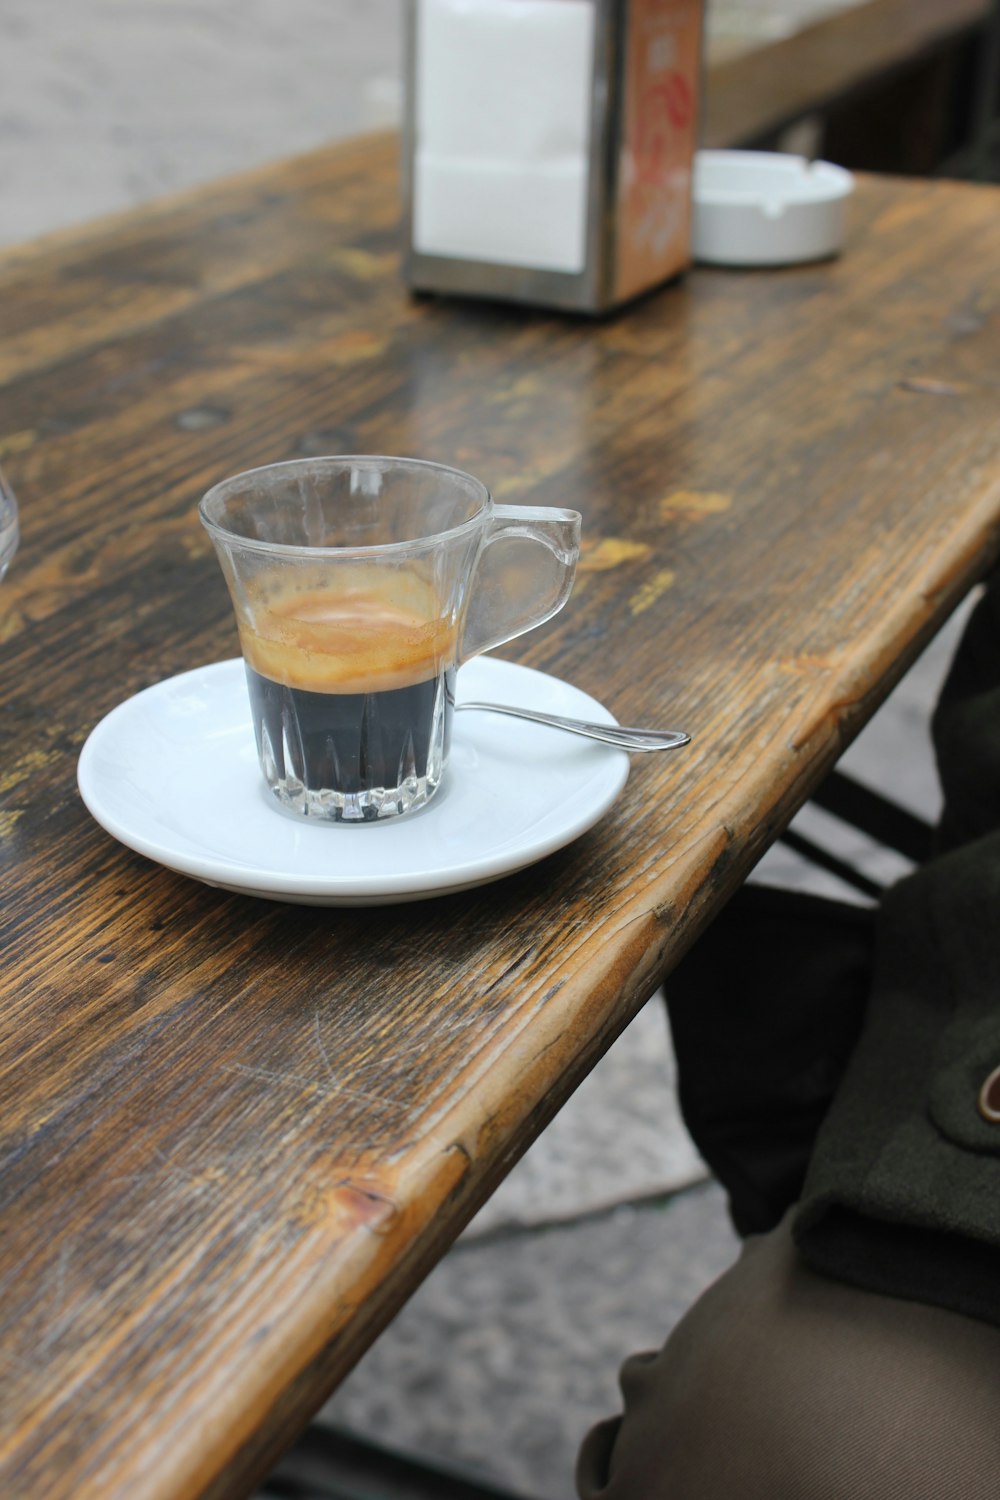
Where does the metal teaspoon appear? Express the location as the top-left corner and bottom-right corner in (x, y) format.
(456, 702), (690, 752)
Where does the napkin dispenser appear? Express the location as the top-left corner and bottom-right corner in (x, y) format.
(403, 0), (704, 314)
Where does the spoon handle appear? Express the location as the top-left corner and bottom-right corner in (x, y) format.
(457, 701), (690, 752)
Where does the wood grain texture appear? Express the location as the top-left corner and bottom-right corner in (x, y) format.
(702, 0), (991, 147)
(2, 133), (1000, 1498)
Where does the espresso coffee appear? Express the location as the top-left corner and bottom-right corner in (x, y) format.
(239, 574), (456, 820)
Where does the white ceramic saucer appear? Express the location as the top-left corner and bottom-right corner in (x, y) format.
(77, 656), (630, 905)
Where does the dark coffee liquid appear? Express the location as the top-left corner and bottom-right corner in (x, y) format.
(238, 575), (457, 818)
(246, 664), (455, 796)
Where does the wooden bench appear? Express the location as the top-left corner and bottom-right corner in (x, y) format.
(704, 0), (997, 175)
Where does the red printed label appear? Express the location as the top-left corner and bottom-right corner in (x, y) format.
(613, 0), (703, 303)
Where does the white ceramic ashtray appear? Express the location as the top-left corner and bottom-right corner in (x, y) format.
(692, 150), (855, 267)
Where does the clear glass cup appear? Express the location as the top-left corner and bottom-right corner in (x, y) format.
(0, 465), (19, 581)
(199, 456), (581, 823)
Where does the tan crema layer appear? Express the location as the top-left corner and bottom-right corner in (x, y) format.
(239, 575), (456, 694)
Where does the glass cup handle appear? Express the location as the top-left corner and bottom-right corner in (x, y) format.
(0, 463), (20, 582)
(460, 505), (581, 662)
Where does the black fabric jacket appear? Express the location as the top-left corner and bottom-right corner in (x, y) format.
(666, 573), (1000, 1326)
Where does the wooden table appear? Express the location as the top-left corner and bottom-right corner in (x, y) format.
(2, 134), (999, 1500)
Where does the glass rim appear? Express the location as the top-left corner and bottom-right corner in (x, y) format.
(198, 454), (492, 559)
